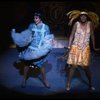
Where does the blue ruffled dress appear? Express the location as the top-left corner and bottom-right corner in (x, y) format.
(11, 22), (54, 68)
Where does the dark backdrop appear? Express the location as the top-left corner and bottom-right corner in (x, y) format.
(0, 1), (100, 51)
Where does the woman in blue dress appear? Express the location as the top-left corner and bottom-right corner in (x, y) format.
(11, 12), (54, 88)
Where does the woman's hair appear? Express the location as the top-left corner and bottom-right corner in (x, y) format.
(34, 12), (43, 20)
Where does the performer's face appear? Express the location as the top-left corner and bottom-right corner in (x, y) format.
(80, 15), (87, 23)
(34, 16), (41, 24)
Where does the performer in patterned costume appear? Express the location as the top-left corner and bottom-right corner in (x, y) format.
(66, 10), (100, 92)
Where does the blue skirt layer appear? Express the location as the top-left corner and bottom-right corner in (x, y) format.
(11, 29), (54, 68)
(19, 34), (54, 60)
(11, 29), (33, 47)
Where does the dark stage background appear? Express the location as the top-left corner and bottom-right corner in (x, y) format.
(0, 1), (100, 99)
(0, 1), (100, 52)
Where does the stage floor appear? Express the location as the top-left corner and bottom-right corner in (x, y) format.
(0, 48), (100, 98)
